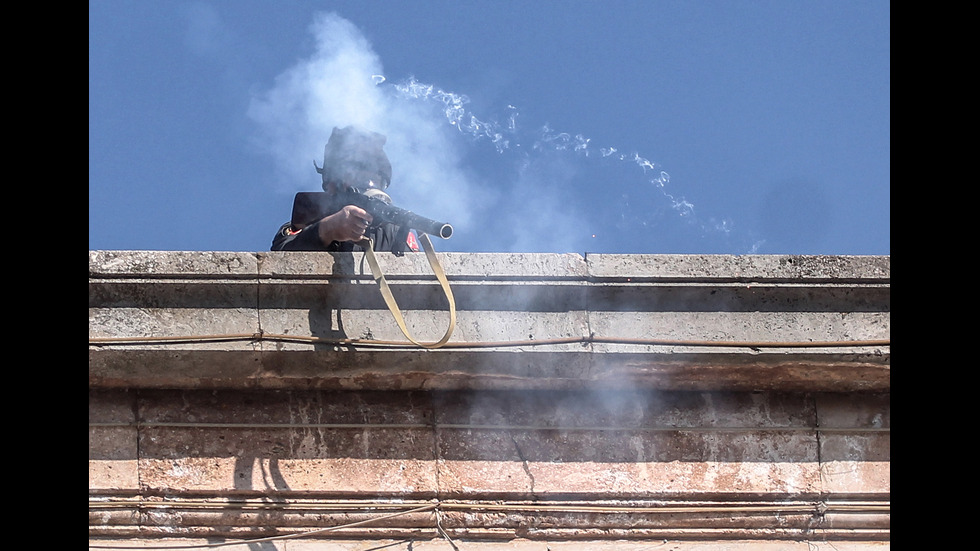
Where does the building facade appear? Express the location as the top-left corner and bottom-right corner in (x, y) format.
(89, 250), (890, 549)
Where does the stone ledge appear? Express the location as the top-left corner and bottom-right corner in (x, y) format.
(90, 250), (890, 282)
(89, 251), (889, 392)
(88, 349), (890, 392)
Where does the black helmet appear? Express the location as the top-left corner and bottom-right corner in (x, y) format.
(315, 125), (392, 192)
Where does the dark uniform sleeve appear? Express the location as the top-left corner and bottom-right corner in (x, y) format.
(271, 222), (335, 251)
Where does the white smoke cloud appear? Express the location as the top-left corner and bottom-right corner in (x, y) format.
(247, 12), (384, 184)
(246, 12), (478, 230)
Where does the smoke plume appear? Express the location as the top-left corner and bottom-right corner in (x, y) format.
(247, 12), (476, 235)
(247, 12), (753, 254)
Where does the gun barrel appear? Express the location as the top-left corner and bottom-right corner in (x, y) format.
(392, 209), (453, 239)
(427, 221), (453, 239)
(344, 189), (453, 239)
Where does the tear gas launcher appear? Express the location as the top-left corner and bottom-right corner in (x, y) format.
(290, 188), (453, 246)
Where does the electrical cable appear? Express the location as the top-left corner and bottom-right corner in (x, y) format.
(88, 332), (889, 350)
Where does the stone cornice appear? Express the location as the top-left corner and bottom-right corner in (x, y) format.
(89, 251), (889, 392)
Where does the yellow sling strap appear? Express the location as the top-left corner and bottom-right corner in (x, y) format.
(357, 233), (456, 349)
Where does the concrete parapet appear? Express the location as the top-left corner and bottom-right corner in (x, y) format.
(89, 251), (889, 392)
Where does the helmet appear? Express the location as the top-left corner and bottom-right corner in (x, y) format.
(315, 125), (392, 192)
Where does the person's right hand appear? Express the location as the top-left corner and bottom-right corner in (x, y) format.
(317, 205), (374, 244)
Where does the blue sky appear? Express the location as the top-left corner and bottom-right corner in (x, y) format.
(89, 1), (889, 255)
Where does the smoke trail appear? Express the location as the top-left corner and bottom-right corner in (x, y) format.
(247, 12), (755, 253)
(379, 76), (753, 252)
(383, 77), (685, 208)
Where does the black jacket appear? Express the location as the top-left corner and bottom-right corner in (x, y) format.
(271, 220), (411, 252)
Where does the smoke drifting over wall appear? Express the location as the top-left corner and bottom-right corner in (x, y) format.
(248, 12), (752, 254)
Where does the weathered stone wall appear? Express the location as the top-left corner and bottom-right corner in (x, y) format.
(89, 251), (890, 391)
(89, 251), (889, 549)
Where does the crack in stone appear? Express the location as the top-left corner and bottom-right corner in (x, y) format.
(510, 432), (536, 497)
